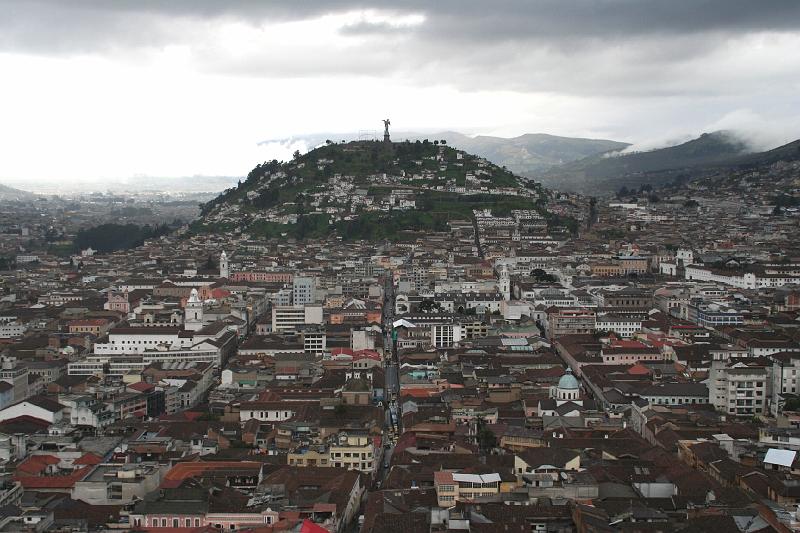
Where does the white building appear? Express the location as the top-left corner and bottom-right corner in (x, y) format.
(685, 265), (800, 290)
(0, 396), (65, 424)
(709, 360), (769, 416)
(271, 305), (323, 332)
(292, 276), (316, 306)
(431, 324), (463, 348)
(595, 315), (642, 338)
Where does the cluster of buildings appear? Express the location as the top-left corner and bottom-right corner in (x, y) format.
(0, 153), (796, 531)
(202, 142), (539, 230)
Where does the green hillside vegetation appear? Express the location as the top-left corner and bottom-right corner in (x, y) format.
(194, 139), (554, 241)
(75, 223), (172, 253)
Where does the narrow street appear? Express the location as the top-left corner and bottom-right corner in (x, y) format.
(382, 274), (401, 446)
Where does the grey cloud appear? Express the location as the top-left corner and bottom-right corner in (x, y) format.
(339, 19), (419, 36)
(1, 0), (798, 145)
(2, 0), (800, 53)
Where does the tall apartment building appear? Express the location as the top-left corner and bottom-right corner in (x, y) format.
(431, 324), (463, 348)
(709, 359), (770, 416)
(546, 308), (596, 339)
(293, 276), (316, 306)
(0, 357), (28, 405)
(771, 352), (800, 416)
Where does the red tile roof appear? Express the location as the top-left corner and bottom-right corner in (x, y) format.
(15, 464), (92, 489)
(74, 452), (104, 465)
(160, 461), (263, 489)
(16, 454), (60, 475)
(128, 382), (156, 393)
(300, 519), (331, 533)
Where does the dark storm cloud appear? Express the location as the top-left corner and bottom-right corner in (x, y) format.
(1, 0), (799, 107)
(2, 0), (800, 52)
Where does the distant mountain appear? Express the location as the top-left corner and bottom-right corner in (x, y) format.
(262, 131), (629, 175)
(0, 183), (36, 201)
(101, 175), (241, 193)
(412, 132), (630, 175)
(541, 131), (757, 194)
(0, 175), (240, 195)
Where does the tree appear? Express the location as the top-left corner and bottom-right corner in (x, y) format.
(587, 196), (598, 230)
(440, 140), (447, 145)
(783, 397), (800, 412)
(44, 227), (60, 242)
(476, 418), (497, 452)
(617, 186), (630, 199)
(74, 223), (171, 253)
(292, 149), (301, 160)
(418, 299), (442, 313)
(531, 268), (557, 283)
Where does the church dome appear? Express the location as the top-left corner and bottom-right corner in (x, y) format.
(558, 368), (579, 390)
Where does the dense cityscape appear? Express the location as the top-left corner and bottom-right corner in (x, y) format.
(2, 1), (800, 532)
(0, 130), (796, 532)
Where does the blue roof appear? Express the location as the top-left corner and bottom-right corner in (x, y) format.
(558, 369), (579, 390)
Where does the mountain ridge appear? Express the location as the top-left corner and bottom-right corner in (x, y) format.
(539, 131), (800, 194)
(0, 183), (37, 201)
(261, 130), (629, 176)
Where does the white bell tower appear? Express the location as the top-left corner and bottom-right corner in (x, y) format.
(184, 288), (204, 331)
(220, 251), (229, 279)
(499, 263), (511, 301)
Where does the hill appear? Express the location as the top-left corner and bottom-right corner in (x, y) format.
(427, 132), (629, 175)
(541, 131), (754, 194)
(192, 140), (562, 241)
(0, 183), (37, 201)
(261, 131), (628, 175)
(731, 138), (800, 169)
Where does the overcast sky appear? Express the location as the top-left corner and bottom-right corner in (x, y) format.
(1, 0), (799, 183)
